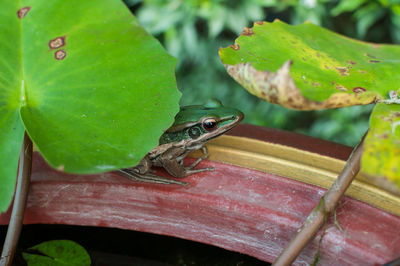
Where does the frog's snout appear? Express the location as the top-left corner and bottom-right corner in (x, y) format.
(236, 112), (244, 122)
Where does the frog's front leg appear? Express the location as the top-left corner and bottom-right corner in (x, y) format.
(162, 147), (214, 178)
(185, 146), (212, 170)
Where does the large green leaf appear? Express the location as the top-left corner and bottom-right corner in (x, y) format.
(219, 20), (400, 110)
(22, 240), (90, 266)
(0, 0), (180, 212)
(220, 21), (400, 194)
(362, 103), (400, 195)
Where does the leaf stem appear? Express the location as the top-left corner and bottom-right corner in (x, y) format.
(0, 132), (32, 266)
(272, 131), (367, 266)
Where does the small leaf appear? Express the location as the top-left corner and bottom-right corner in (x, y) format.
(243, 2), (264, 22)
(182, 22), (198, 56)
(219, 21), (400, 110)
(208, 6), (226, 37)
(331, 0), (367, 16)
(137, 5), (183, 35)
(361, 103), (400, 195)
(22, 240), (91, 266)
(226, 10), (249, 34)
(354, 3), (386, 38)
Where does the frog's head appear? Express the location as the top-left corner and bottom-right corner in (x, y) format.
(160, 99), (244, 144)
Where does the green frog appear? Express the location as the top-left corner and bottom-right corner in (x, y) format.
(118, 99), (244, 185)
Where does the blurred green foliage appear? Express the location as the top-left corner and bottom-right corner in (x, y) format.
(124, 0), (399, 146)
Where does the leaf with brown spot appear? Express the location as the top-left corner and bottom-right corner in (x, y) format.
(221, 20), (400, 195)
(361, 103), (400, 195)
(0, 0), (180, 212)
(223, 62), (377, 110)
(219, 21), (400, 109)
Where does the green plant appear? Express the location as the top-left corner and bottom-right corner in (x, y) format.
(219, 20), (400, 263)
(331, 0), (400, 43)
(0, 0), (180, 212)
(126, 0), (400, 147)
(127, 0), (308, 135)
(220, 20), (400, 192)
(0, 1), (180, 264)
(22, 240), (90, 266)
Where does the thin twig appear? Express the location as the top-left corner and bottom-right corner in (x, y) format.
(0, 132), (33, 266)
(272, 131), (367, 266)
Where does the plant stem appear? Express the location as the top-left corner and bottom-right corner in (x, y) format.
(272, 132), (367, 266)
(0, 133), (32, 266)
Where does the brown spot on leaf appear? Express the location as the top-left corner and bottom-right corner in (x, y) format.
(230, 43), (240, 50)
(380, 115), (393, 122)
(365, 54), (377, 58)
(241, 27), (254, 36)
(324, 65), (330, 70)
(255, 21), (264, 25)
(359, 70), (366, 74)
(331, 81), (335, 85)
(369, 60), (380, 63)
(312, 82), (320, 87)
(353, 87), (366, 93)
(336, 85), (347, 91)
(316, 52), (320, 57)
(49, 36), (65, 49)
(54, 50), (67, 60)
(389, 90), (398, 99)
(49, 36), (66, 50)
(268, 93), (278, 103)
(17, 7), (31, 19)
(379, 133), (389, 139)
(336, 67), (349, 76)
(347, 60), (356, 65)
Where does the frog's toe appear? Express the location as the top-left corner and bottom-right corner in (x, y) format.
(118, 169), (187, 185)
(184, 167), (214, 174)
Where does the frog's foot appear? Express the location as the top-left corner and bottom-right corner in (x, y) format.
(182, 146), (214, 174)
(118, 169), (187, 185)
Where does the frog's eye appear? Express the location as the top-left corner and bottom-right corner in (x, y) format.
(202, 118), (217, 131)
